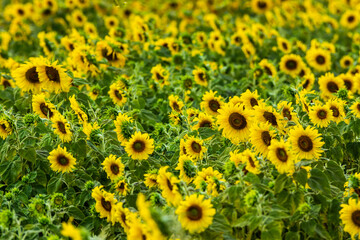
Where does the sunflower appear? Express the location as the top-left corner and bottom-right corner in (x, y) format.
(126, 215), (152, 240)
(240, 89), (262, 110)
(168, 95), (184, 113)
(68, 96), (87, 123)
(277, 101), (299, 124)
(176, 194), (215, 234)
(340, 10), (359, 29)
(217, 102), (252, 143)
(242, 43), (256, 58)
(305, 48), (331, 72)
(192, 67), (208, 87)
(0, 117), (13, 140)
(48, 145), (76, 173)
(32, 93), (58, 119)
(12, 61), (42, 93)
(114, 112), (134, 146)
(125, 131), (154, 160)
(114, 178), (129, 196)
(309, 104), (334, 128)
(91, 186), (117, 224)
(0, 77), (14, 89)
(253, 102), (284, 131)
(186, 108), (199, 122)
(102, 155), (124, 181)
(157, 166), (182, 206)
(240, 149), (261, 174)
(289, 125), (324, 160)
(144, 170), (159, 188)
(277, 37), (291, 54)
(340, 198), (360, 238)
(230, 31), (248, 46)
(151, 64), (169, 88)
(61, 219), (82, 240)
(52, 114), (72, 142)
(109, 82), (127, 107)
(113, 202), (132, 231)
(192, 112), (214, 131)
(268, 139), (296, 174)
(193, 167), (226, 196)
(184, 136), (207, 160)
(251, 0), (273, 14)
(326, 98), (346, 124)
(176, 155), (197, 184)
(250, 122), (276, 156)
(89, 85), (101, 100)
(71, 9), (87, 27)
(318, 73), (344, 99)
(96, 40), (126, 68)
(340, 55), (354, 69)
(104, 16), (119, 29)
(259, 59), (277, 79)
(279, 54), (304, 77)
(200, 90), (224, 116)
(338, 73), (357, 94)
(350, 101), (360, 118)
(300, 74), (315, 91)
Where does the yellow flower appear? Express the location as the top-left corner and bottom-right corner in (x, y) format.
(289, 125), (324, 160)
(184, 136), (207, 160)
(240, 149), (261, 175)
(69, 95), (88, 123)
(113, 202), (132, 232)
(157, 166), (182, 206)
(305, 48), (331, 72)
(61, 219), (82, 240)
(125, 131), (154, 160)
(151, 64), (169, 88)
(91, 186), (117, 224)
(12, 60), (42, 93)
(192, 67), (208, 87)
(340, 10), (359, 29)
(194, 167), (226, 196)
(350, 101), (360, 119)
(253, 102), (284, 131)
(114, 178), (130, 196)
(340, 198), (360, 238)
(340, 55), (354, 69)
(268, 139), (296, 174)
(308, 104), (334, 128)
(326, 98), (346, 124)
(144, 171), (159, 188)
(109, 82), (127, 107)
(279, 54), (304, 77)
(251, 0), (273, 14)
(102, 155), (124, 181)
(318, 73), (344, 99)
(51, 113), (72, 142)
(240, 89), (262, 110)
(32, 93), (58, 119)
(168, 95), (184, 113)
(114, 112), (134, 146)
(176, 155), (197, 184)
(176, 194), (216, 234)
(200, 90), (224, 116)
(48, 145), (76, 173)
(192, 112), (214, 131)
(250, 122), (276, 156)
(0, 117), (13, 140)
(217, 102), (252, 143)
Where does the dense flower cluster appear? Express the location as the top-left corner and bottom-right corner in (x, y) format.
(2, 0), (360, 239)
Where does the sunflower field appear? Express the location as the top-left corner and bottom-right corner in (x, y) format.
(4, 0), (360, 239)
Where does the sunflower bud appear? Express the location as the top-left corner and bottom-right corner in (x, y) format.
(23, 113), (36, 126)
(51, 193), (66, 208)
(90, 129), (103, 145)
(84, 180), (95, 190)
(0, 209), (12, 228)
(39, 215), (50, 225)
(224, 160), (236, 176)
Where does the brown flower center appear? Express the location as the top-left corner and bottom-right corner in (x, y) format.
(133, 140), (145, 152)
(261, 131), (271, 146)
(302, 79), (310, 89)
(57, 154), (69, 166)
(250, 98), (258, 107)
(40, 103), (53, 118)
(172, 102), (180, 112)
(282, 42), (288, 50)
(166, 178), (173, 191)
(282, 108), (292, 120)
(114, 90), (123, 100)
(191, 141), (202, 153)
(317, 109), (327, 120)
(186, 205), (203, 221)
(298, 135), (313, 152)
(276, 148), (288, 162)
(199, 120), (211, 128)
(352, 210), (360, 227)
(101, 197), (112, 212)
(197, 72), (206, 82)
(45, 66), (60, 82)
(348, 15), (355, 23)
(357, 104), (360, 112)
(344, 80), (352, 90)
(228, 112), (247, 130)
(315, 55), (325, 65)
(110, 164), (120, 175)
(25, 67), (40, 83)
(285, 59), (297, 70)
(345, 60), (351, 66)
(263, 111), (278, 126)
(57, 121), (67, 134)
(330, 106), (339, 117)
(326, 81), (339, 93)
(264, 67), (272, 76)
(248, 157), (256, 168)
(209, 100), (220, 113)
(2, 80), (11, 88)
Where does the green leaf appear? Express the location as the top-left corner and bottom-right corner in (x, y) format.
(68, 206), (86, 220)
(198, 127), (217, 139)
(0, 159), (22, 184)
(36, 170), (47, 187)
(19, 147), (36, 163)
(315, 223), (331, 240)
(139, 109), (159, 122)
(274, 174), (289, 194)
(308, 169), (331, 196)
(285, 232), (300, 240)
(261, 221), (282, 240)
(325, 160), (346, 190)
(209, 213), (232, 234)
(293, 169), (307, 187)
(47, 177), (62, 194)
